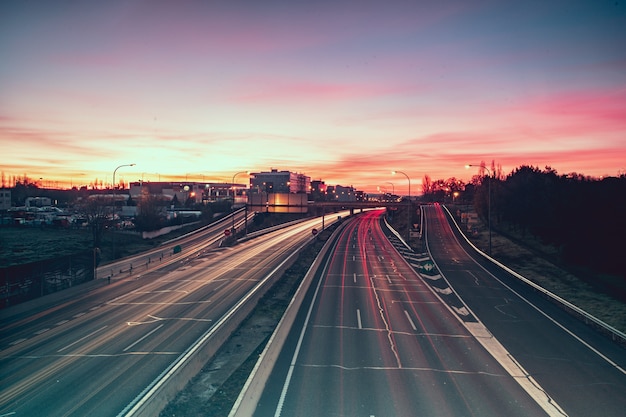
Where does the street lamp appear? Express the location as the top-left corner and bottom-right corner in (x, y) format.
(111, 163), (135, 261)
(112, 163), (136, 213)
(392, 170), (411, 243)
(466, 164), (491, 255)
(113, 163), (136, 192)
(231, 171), (249, 232)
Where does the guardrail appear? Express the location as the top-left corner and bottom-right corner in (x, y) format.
(118, 223), (322, 417)
(441, 204), (626, 346)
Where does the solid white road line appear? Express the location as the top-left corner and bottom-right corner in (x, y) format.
(123, 324), (164, 352)
(57, 326), (108, 353)
(404, 310), (417, 331)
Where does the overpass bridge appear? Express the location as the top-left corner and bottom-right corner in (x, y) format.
(307, 200), (406, 215)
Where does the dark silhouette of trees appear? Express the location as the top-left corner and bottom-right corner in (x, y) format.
(421, 176), (466, 203)
(471, 165), (626, 279)
(134, 194), (168, 231)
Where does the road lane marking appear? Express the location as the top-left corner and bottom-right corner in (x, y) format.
(7, 351), (180, 360)
(386, 274), (392, 284)
(452, 306), (470, 316)
(370, 275), (402, 368)
(55, 320), (69, 326)
(128, 315), (213, 326)
(301, 363), (505, 376)
(404, 310), (417, 331)
(73, 312), (86, 318)
(464, 322), (568, 416)
(356, 309), (362, 329)
(467, 270), (480, 286)
(34, 328), (50, 335)
(133, 289), (189, 295)
(57, 325), (108, 353)
(9, 338), (26, 346)
(432, 286), (453, 295)
(418, 273), (442, 281)
(124, 324), (164, 352)
(353, 273), (357, 283)
(109, 299), (213, 306)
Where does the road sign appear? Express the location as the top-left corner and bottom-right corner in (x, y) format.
(224, 229), (231, 237)
(312, 228), (318, 236)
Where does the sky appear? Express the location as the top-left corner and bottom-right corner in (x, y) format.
(1, 0), (625, 195)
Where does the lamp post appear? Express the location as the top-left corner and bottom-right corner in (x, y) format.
(112, 163), (136, 216)
(392, 170), (411, 243)
(113, 163), (136, 193)
(466, 164), (491, 255)
(111, 163), (135, 261)
(231, 171), (249, 233)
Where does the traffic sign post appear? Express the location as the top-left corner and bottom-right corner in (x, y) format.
(312, 228), (318, 236)
(224, 229), (231, 237)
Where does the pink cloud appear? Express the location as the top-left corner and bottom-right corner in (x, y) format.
(529, 89), (625, 120)
(231, 80), (403, 103)
(506, 88), (626, 134)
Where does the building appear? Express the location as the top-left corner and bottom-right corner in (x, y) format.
(25, 196), (52, 207)
(0, 189), (11, 210)
(327, 185), (357, 202)
(129, 181), (240, 205)
(249, 169), (311, 194)
(310, 180), (327, 201)
(248, 169), (311, 214)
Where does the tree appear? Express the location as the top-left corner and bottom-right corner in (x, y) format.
(422, 174), (432, 196)
(77, 196), (114, 248)
(134, 194), (167, 231)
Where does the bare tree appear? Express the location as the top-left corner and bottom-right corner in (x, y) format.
(422, 174), (432, 195)
(77, 195), (114, 248)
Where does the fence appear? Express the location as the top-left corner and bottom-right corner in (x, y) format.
(0, 250), (95, 308)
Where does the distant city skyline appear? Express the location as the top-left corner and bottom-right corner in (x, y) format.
(1, 0), (625, 194)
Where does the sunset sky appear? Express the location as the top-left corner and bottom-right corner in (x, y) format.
(1, 0), (625, 194)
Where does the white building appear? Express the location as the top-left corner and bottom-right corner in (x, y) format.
(249, 169), (310, 194)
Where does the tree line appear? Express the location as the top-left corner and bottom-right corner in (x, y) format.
(456, 165), (625, 279)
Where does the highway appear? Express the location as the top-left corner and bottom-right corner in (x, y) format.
(422, 203), (626, 416)
(0, 212), (344, 417)
(254, 209), (554, 416)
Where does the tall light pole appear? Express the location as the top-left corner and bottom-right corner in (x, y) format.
(231, 171), (249, 232)
(113, 163), (136, 192)
(466, 164), (491, 255)
(392, 170), (411, 243)
(111, 163), (135, 261)
(112, 163), (136, 216)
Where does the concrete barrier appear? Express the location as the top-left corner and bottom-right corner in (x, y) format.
(229, 220), (350, 417)
(118, 235), (314, 417)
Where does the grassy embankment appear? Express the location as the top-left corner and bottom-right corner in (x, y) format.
(0, 221), (209, 267)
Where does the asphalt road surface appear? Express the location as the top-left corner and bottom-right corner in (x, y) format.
(254, 209), (554, 416)
(0, 213), (340, 417)
(421, 203), (626, 417)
